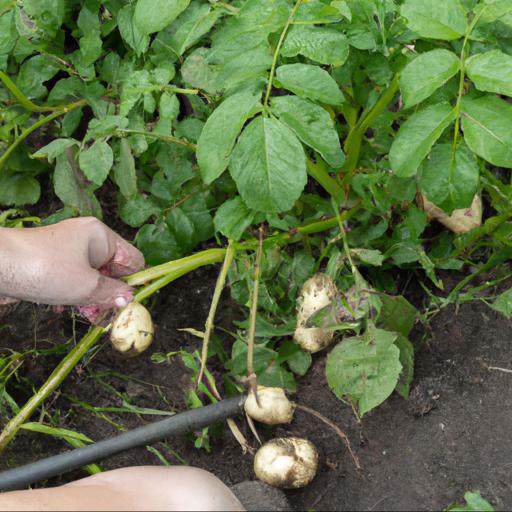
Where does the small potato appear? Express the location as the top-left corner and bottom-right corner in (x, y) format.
(110, 302), (154, 356)
(244, 386), (294, 425)
(294, 273), (338, 353)
(254, 437), (318, 489)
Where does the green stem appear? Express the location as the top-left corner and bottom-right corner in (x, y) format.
(263, 0), (302, 112)
(449, 11), (486, 184)
(126, 249), (227, 286)
(0, 325), (105, 452)
(0, 101), (86, 170)
(163, 86), (199, 96)
(306, 157), (345, 203)
(115, 129), (197, 152)
(0, 71), (82, 113)
(246, 228), (264, 388)
(342, 74), (400, 176)
(197, 242), (236, 386)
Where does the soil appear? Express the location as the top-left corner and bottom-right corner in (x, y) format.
(1, 266), (511, 511)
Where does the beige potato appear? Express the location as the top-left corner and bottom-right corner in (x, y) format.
(244, 386), (295, 425)
(294, 273), (338, 353)
(110, 302), (154, 356)
(254, 437), (318, 489)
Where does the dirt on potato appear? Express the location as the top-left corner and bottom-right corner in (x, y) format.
(1, 267), (511, 511)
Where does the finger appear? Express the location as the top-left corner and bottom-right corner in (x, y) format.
(99, 226), (145, 277)
(86, 221), (145, 277)
(85, 274), (135, 308)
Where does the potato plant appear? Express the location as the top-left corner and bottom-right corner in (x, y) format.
(2, 0), (512, 424)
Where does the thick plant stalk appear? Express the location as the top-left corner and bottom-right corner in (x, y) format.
(197, 241), (236, 386)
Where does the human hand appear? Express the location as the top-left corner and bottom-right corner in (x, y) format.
(0, 217), (144, 321)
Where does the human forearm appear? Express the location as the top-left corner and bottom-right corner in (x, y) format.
(0, 227), (37, 301)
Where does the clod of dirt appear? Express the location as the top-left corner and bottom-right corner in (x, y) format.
(230, 481), (293, 512)
(407, 376), (443, 417)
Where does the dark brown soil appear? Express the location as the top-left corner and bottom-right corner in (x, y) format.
(1, 267), (511, 511)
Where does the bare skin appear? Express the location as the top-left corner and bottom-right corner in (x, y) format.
(0, 217), (145, 320)
(0, 467), (245, 511)
(0, 219), (245, 511)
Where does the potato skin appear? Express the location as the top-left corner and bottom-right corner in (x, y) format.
(244, 386), (294, 425)
(110, 302), (154, 356)
(294, 273), (338, 353)
(254, 437), (318, 489)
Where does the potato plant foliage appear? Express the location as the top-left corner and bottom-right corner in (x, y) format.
(2, 0), (512, 416)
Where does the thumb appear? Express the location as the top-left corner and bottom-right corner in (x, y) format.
(85, 273), (135, 308)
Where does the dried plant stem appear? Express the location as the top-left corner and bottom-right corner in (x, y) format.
(294, 403), (361, 470)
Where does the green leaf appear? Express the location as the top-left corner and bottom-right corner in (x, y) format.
(259, 364), (296, 392)
(390, 103), (455, 178)
(296, 1), (345, 23)
(447, 492), (495, 512)
(475, 0), (512, 24)
(32, 139), (78, 163)
(134, 0), (190, 34)
(378, 294), (418, 337)
(167, 1), (219, 56)
(181, 48), (219, 94)
(118, 4), (149, 56)
(0, 10), (17, 59)
(400, 0), (468, 40)
(466, 50), (512, 97)
(214, 44), (272, 92)
(0, 174), (40, 206)
(489, 288), (512, 318)
(79, 141), (114, 187)
(350, 248), (384, 266)
(23, 0), (65, 36)
(120, 195), (160, 228)
(136, 222), (181, 265)
(229, 116), (307, 213)
(326, 325), (402, 415)
(16, 55), (60, 99)
(214, 196), (255, 241)
(281, 25), (349, 66)
(419, 143), (479, 213)
(276, 64), (345, 106)
(461, 95), (512, 168)
(394, 335), (414, 399)
(114, 139), (138, 198)
(400, 49), (460, 108)
(197, 91), (261, 184)
(53, 154), (100, 216)
(271, 95), (345, 168)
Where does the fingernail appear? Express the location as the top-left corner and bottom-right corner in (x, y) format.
(115, 297), (128, 308)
